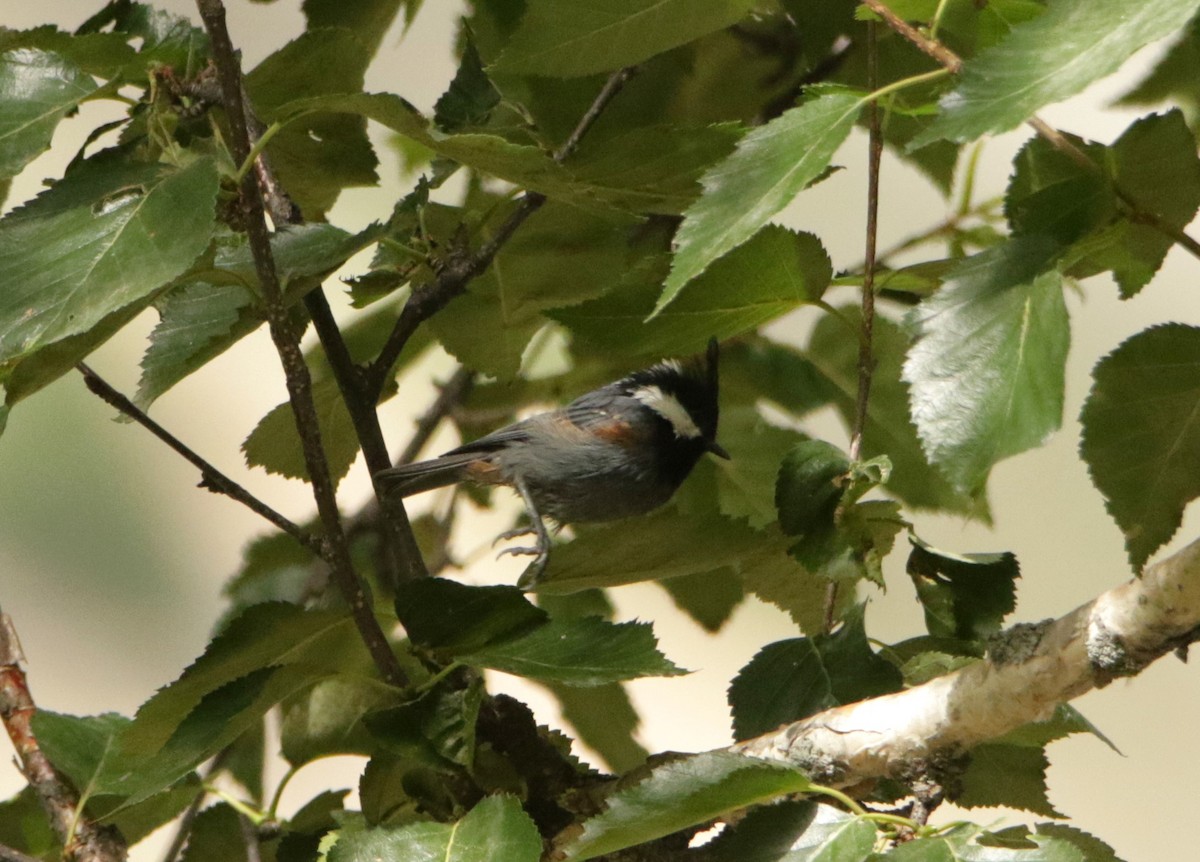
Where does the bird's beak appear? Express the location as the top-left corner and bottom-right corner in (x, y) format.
(707, 440), (731, 460)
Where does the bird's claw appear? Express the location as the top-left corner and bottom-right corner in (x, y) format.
(493, 525), (537, 546)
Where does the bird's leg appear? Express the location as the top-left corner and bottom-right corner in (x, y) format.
(496, 476), (552, 587)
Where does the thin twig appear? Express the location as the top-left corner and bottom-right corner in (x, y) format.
(76, 363), (320, 556)
(397, 366), (476, 466)
(0, 612), (127, 862)
(863, 0), (1200, 263)
(0, 843), (42, 862)
(195, 0), (407, 688)
(363, 65), (640, 403)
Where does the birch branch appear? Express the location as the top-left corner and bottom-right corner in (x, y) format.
(732, 534), (1200, 787)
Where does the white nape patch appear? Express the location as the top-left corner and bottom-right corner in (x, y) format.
(633, 384), (701, 438)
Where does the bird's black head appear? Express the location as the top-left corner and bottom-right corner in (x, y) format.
(621, 338), (729, 462)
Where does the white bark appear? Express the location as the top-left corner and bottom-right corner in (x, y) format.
(731, 535), (1200, 787)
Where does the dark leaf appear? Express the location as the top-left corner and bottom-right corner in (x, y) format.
(906, 536), (1019, 640)
(1079, 324), (1200, 571)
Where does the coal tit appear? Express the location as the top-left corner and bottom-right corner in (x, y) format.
(376, 338), (729, 585)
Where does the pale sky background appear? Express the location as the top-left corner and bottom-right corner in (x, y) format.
(1, 2), (1198, 860)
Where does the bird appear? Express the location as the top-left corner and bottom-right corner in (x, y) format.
(376, 338), (729, 586)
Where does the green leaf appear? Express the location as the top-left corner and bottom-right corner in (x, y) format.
(566, 123), (743, 215)
(395, 579), (548, 653)
(365, 680), (483, 770)
(328, 795), (541, 862)
(122, 604), (360, 760)
(906, 536), (1019, 640)
(902, 239), (1069, 494)
(463, 617), (686, 686)
(661, 90), (860, 307)
(1117, 15), (1200, 118)
(557, 751), (817, 861)
(958, 705), (1113, 817)
(0, 27), (137, 80)
(552, 226), (832, 356)
(1031, 824), (1126, 862)
(281, 675), (398, 766)
(534, 506), (772, 593)
(884, 825), (1093, 862)
(431, 202), (640, 378)
(659, 567), (744, 633)
(181, 804), (249, 862)
(0, 48), (97, 180)
(246, 29), (377, 218)
(493, 0), (758, 78)
(702, 800), (875, 862)
(434, 34), (501, 132)
(1079, 323), (1200, 571)
(78, 2), (209, 82)
(1103, 110), (1200, 297)
(242, 375), (361, 487)
(912, 0), (1200, 146)
(0, 156), (218, 410)
(302, 0), (415, 60)
(728, 605), (902, 740)
(809, 310), (977, 514)
(775, 439), (849, 538)
(739, 545), (847, 635)
(546, 682), (648, 772)
(1005, 134), (1115, 246)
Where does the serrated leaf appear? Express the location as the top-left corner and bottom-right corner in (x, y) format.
(0, 48), (97, 180)
(246, 29), (377, 218)
(493, 0), (758, 78)
(395, 579), (548, 653)
(1005, 134), (1115, 246)
(912, 0), (1200, 146)
(907, 536), (1019, 640)
(242, 375), (360, 487)
(328, 795), (541, 862)
(661, 91), (860, 306)
(903, 239), (1069, 494)
(703, 799), (874, 862)
(553, 226), (832, 356)
(775, 439), (849, 538)
(463, 617), (685, 686)
(739, 545), (845, 635)
(0, 27), (137, 80)
(365, 680), (483, 770)
(1079, 323), (1200, 571)
(557, 751), (817, 861)
(1116, 14), (1200, 118)
(1104, 110), (1200, 297)
(78, 2), (209, 82)
(534, 506), (771, 593)
(0, 155), (218, 410)
(728, 605), (902, 741)
(809, 310), (977, 515)
(547, 682), (648, 772)
(434, 34), (500, 132)
(1031, 824), (1126, 862)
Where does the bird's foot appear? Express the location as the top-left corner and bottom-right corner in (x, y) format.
(493, 525), (537, 545)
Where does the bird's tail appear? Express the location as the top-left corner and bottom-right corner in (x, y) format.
(374, 453), (482, 498)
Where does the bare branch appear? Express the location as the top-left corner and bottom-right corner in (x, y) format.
(0, 613), (127, 862)
(733, 534), (1200, 789)
(195, 0), (407, 688)
(76, 363), (320, 556)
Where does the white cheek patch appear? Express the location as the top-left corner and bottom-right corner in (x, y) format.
(633, 385), (701, 439)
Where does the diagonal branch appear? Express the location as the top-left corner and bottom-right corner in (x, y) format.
(362, 65), (640, 403)
(0, 612), (127, 862)
(195, 0), (407, 688)
(732, 533), (1200, 789)
(76, 363), (321, 556)
(862, 0), (1200, 263)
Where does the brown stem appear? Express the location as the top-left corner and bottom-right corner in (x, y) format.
(864, 0), (1200, 264)
(0, 613), (127, 862)
(236, 81), (428, 588)
(195, 0), (407, 688)
(363, 65), (640, 403)
(76, 363), (320, 555)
